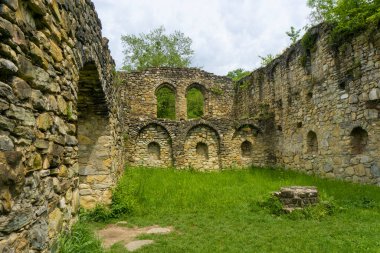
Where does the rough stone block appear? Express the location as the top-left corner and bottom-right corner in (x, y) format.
(274, 186), (319, 211)
(11, 77), (32, 100)
(369, 88), (380, 100)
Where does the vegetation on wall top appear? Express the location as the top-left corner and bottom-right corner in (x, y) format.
(307, 0), (380, 47)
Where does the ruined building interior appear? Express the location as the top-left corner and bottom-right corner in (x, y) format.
(0, 0), (379, 251)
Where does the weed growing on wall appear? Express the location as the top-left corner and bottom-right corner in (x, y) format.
(81, 169), (140, 222)
(58, 222), (103, 253)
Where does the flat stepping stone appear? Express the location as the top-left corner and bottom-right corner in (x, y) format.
(146, 227), (172, 234)
(125, 240), (154, 251)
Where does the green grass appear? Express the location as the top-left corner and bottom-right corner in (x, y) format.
(61, 167), (380, 253)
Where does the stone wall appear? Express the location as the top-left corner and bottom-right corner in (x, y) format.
(121, 68), (235, 120)
(121, 26), (379, 185)
(235, 24), (380, 185)
(121, 68), (271, 170)
(0, 0), (123, 252)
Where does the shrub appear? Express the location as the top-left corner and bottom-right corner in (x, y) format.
(81, 169), (140, 222)
(110, 170), (140, 217)
(80, 204), (112, 222)
(58, 222), (103, 253)
(256, 194), (340, 220)
(256, 195), (285, 216)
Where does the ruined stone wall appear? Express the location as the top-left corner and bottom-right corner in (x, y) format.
(125, 119), (269, 171)
(235, 24), (380, 185)
(0, 0), (123, 251)
(121, 68), (270, 170)
(121, 68), (235, 120)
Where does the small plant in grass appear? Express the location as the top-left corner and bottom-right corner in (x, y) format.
(110, 170), (140, 217)
(256, 195), (340, 220)
(256, 195), (286, 216)
(81, 169), (140, 222)
(58, 222), (103, 253)
(80, 204), (112, 222)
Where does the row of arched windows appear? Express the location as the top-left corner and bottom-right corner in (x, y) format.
(146, 127), (369, 161)
(156, 83), (205, 120)
(306, 127), (368, 155)
(147, 140), (254, 161)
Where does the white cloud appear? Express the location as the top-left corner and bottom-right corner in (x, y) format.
(92, 0), (310, 75)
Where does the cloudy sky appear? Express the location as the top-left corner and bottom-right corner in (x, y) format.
(92, 0), (311, 75)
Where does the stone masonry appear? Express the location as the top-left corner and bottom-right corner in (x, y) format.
(0, 0), (124, 252)
(121, 26), (379, 185)
(122, 68), (269, 170)
(235, 24), (380, 185)
(0, 1), (380, 252)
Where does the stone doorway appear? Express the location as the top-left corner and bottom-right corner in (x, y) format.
(77, 63), (113, 209)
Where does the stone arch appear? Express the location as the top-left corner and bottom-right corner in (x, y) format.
(183, 124), (220, 170)
(77, 62), (113, 209)
(186, 83), (208, 119)
(350, 127), (368, 155)
(306, 131), (318, 154)
(233, 124), (261, 139)
(134, 123), (173, 167)
(155, 82), (177, 120)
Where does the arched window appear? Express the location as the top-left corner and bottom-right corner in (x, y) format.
(196, 142), (209, 159)
(350, 127), (368, 155)
(186, 85), (204, 119)
(148, 142), (161, 160)
(307, 131), (318, 154)
(241, 141), (252, 157)
(156, 84), (176, 120)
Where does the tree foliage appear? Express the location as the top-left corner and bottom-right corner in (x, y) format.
(307, 0), (380, 46)
(156, 86), (176, 120)
(187, 88), (204, 119)
(286, 26), (302, 44)
(226, 68), (251, 82)
(122, 26), (194, 71)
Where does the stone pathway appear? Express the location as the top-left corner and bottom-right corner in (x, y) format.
(97, 223), (173, 251)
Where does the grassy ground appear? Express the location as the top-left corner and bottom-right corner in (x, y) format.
(61, 167), (380, 253)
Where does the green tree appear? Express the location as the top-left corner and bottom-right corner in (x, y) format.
(307, 0), (380, 46)
(156, 87), (176, 120)
(187, 88), (204, 119)
(121, 26), (194, 71)
(307, 0), (336, 24)
(226, 68), (251, 82)
(286, 26), (301, 44)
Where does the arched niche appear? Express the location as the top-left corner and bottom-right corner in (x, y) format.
(306, 131), (318, 154)
(184, 124), (220, 170)
(241, 141), (253, 158)
(155, 83), (176, 120)
(196, 142), (209, 159)
(186, 83), (207, 119)
(148, 142), (161, 160)
(134, 123), (173, 167)
(232, 124), (261, 167)
(350, 127), (368, 155)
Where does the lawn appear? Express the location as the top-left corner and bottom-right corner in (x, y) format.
(61, 167), (380, 253)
